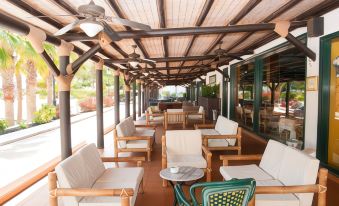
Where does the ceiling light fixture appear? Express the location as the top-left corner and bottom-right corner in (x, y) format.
(79, 21), (103, 37)
(129, 60), (139, 68)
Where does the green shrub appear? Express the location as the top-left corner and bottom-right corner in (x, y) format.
(201, 84), (219, 98)
(0, 119), (8, 133)
(19, 121), (28, 129)
(33, 105), (56, 124)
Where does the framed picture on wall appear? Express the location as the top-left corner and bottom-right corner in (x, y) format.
(306, 76), (318, 91)
(209, 75), (216, 85)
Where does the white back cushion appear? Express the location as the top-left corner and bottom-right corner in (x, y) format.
(259, 140), (287, 178)
(278, 146), (320, 206)
(166, 130), (202, 155)
(78, 144), (105, 185)
(116, 117), (136, 148)
(55, 154), (92, 205)
(198, 106), (204, 113)
(214, 116), (238, 146)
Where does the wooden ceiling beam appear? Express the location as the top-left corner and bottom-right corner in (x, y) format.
(106, 51), (252, 63)
(157, 0), (169, 77)
(58, 21), (306, 42)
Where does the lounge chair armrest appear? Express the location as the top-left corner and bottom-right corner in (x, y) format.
(101, 156), (145, 163)
(256, 184), (324, 194)
(202, 145), (212, 157)
(220, 154), (262, 166)
(145, 113), (163, 117)
(134, 124), (157, 129)
(203, 134), (238, 139)
(52, 188), (134, 197)
(117, 136), (152, 141)
(194, 124), (215, 129)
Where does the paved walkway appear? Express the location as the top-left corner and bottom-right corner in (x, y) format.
(0, 102), (140, 188)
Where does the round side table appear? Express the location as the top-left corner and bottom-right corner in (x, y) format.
(160, 166), (204, 206)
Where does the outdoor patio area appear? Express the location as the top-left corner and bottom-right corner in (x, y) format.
(0, 0), (338, 206)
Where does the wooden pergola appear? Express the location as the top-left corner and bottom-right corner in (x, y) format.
(0, 0), (337, 161)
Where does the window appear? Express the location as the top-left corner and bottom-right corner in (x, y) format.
(259, 48), (306, 145)
(234, 61), (255, 130)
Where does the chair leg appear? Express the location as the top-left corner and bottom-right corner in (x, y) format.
(147, 150), (151, 161)
(138, 178), (144, 194)
(206, 169), (211, 182)
(163, 179), (168, 187)
(248, 195), (255, 206)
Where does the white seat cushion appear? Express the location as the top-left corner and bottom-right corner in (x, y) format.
(199, 129), (231, 147)
(188, 114), (202, 120)
(78, 144), (106, 185)
(198, 106), (204, 113)
(79, 167), (144, 206)
(214, 116), (238, 146)
(277, 147), (319, 206)
(259, 140), (287, 179)
(219, 164), (273, 181)
(126, 140), (148, 149)
(151, 116), (164, 122)
(134, 128), (155, 137)
(255, 180), (300, 206)
(166, 130), (202, 155)
(167, 154), (207, 169)
(199, 129), (220, 136)
(208, 139), (229, 147)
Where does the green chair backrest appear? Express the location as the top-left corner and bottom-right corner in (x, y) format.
(175, 178), (256, 206)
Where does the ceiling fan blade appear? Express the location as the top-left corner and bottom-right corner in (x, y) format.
(106, 17), (151, 31)
(227, 54), (243, 61)
(101, 21), (122, 41)
(54, 19), (86, 36)
(27, 14), (80, 18)
(142, 58), (156, 63)
(212, 58), (228, 66)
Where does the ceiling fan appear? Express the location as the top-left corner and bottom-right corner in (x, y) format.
(212, 42), (244, 66)
(125, 45), (156, 68)
(53, 0), (151, 41)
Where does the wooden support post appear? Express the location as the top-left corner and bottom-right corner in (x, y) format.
(114, 70), (120, 125)
(137, 79), (141, 117)
(125, 85), (131, 118)
(58, 56), (72, 160)
(285, 81), (290, 117)
(141, 82), (145, 114)
(132, 80), (136, 120)
(96, 59), (104, 149)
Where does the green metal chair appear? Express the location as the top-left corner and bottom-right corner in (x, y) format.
(174, 178), (256, 206)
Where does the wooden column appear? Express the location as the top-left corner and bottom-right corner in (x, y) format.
(95, 59), (104, 149)
(137, 79), (141, 117)
(125, 85), (130, 118)
(141, 81), (145, 114)
(132, 80), (136, 120)
(56, 41), (74, 160)
(114, 70), (120, 125)
(285, 81), (290, 117)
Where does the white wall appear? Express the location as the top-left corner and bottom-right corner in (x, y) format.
(305, 8), (339, 149)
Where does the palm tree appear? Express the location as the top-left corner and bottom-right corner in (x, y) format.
(43, 43), (58, 105)
(19, 40), (48, 123)
(0, 31), (20, 126)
